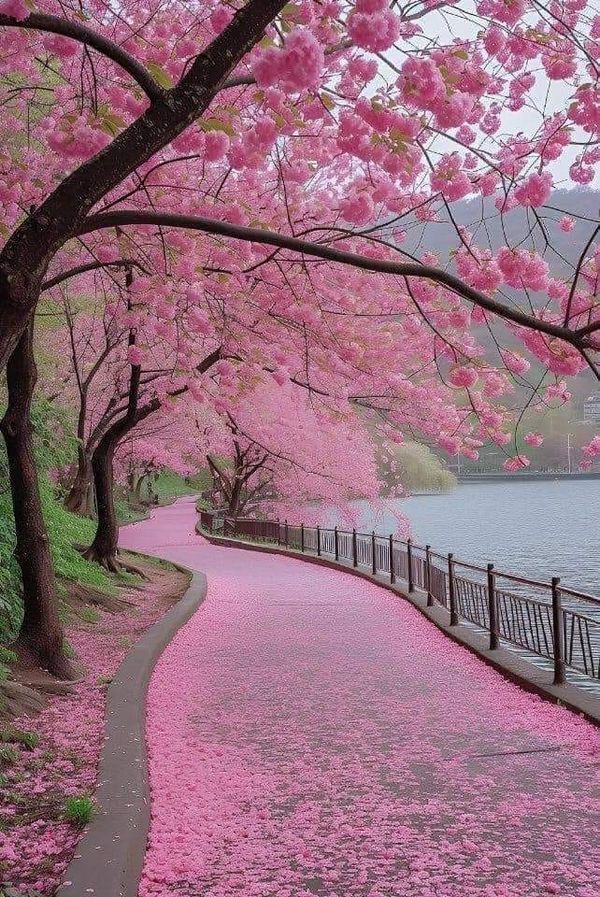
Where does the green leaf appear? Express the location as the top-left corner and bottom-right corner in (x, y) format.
(199, 117), (234, 136)
(98, 108), (127, 136)
(147, 62), (173, 89)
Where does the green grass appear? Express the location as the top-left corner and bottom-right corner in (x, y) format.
(116, 469), (211, 524)
(115, 496), (148, 525)
(0, 745), (18, 765)
(0, 478), (114, 644)
(139, 469), (211, 503)
(64, 794), (95, 826)
(0, 727), (39, 751)
(79, 607), (100, 624)
(96, 674), (113, 687)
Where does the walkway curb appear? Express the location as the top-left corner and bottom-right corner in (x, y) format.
(56, 569), (207, 897)
(198, 524), (600, 727)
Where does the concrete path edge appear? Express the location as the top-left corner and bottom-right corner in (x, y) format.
(197, 524), (600, 728)
(56, 568), (207, 897)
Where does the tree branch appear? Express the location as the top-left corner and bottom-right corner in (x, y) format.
(0, 0), (288, 372)
(79, 210), (598, 348)
(0, 13), (164, 103)
(41, 258), (147, 292)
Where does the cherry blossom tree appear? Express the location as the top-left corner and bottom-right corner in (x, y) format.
(42, 220), (521, 573)
(1, 0), (598, 673)
(201, 383), (391, 524)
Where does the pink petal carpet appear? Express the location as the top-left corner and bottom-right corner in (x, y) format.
(121, 497), (599, 897)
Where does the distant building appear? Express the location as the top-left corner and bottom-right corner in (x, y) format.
(583, 392), (600, 424)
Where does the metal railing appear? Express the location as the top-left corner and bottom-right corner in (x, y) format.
(198, 511), (600, 690)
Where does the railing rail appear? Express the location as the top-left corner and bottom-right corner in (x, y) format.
(198, 511), (600, 689)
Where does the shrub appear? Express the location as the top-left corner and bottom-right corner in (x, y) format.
(64, 794), (95, 826)
(0, 745), (18, 765)
(0, 728), (39, 751)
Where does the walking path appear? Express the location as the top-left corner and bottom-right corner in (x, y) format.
(120, 497), (599, 897)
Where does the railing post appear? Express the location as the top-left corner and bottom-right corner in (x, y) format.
(448, 553), (458, 626)
(317, 525), (321, 557)
(277, 518), (281, 546)
(551, 576), (566, 685)
(300, 522), (305, 553)
(426, 545), (433, 606)
(407, 539), (414, 592)
(389, 534), (395, 584)
(334, 526), (339, 561)
(285, 520), (289, 548)
(371, 531), (377, 575)
(352, 528), (358, 567)
(487, 563), (499, 649)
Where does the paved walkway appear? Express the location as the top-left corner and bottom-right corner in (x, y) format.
(121, 498), (599, 897)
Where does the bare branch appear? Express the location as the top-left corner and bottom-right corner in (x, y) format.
(0, 13), (164, 103)
(80, 210), (599, 348)
(41, 258), (147, 292)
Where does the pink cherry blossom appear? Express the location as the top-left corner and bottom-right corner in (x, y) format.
(523, 432), (544, 447)
(503, 453), (530, 471)
(449, 366), (479, 388)
(514, 172), (553, 208)
(347, 4), (400, 52)
(0, 0), (27, 20)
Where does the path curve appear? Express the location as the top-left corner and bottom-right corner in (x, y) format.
(121, 497), (599, 897)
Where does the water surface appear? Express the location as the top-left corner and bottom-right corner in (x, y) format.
(353, 479), (600, 595)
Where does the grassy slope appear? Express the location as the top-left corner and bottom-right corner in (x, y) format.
(0, 480), (114, 644)
(1, 467), (209, 643)
(116, 470), (211, 524)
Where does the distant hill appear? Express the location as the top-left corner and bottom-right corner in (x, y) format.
(399, 187), (599, 276)
(394, 188), (599, 398)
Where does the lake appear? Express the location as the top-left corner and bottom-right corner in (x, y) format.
(352, 479), (600, 596)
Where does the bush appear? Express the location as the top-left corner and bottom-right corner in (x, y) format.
(0, 727), (39, 751)
(64, 794), (95, 826)
(0, 745), (18, 765)
(380, 441), (457, 493)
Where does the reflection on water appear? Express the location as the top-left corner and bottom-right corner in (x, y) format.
(352, 479), (600, 595)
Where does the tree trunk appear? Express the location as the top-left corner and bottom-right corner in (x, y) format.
(64, 450), (94, 516)
(84, 433), (120, 571)
(0, 1), (288, 373)
(228, 480), (243, 520)
(0, 324), (74, 678)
